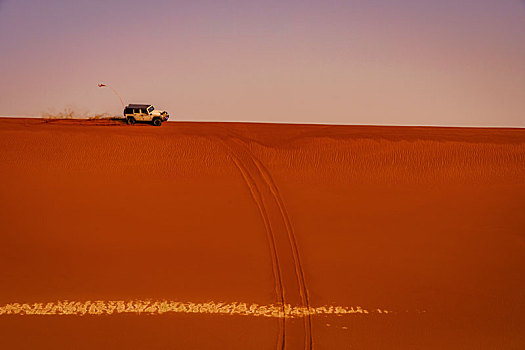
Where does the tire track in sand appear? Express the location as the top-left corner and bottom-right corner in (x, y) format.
(216, 128), (313, 350)
(226, 151), (286, 350)
(245, 143), (313, 350)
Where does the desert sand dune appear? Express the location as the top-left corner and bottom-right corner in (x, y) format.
(0, 118), (524, 349)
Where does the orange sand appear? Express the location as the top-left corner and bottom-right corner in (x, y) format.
(0, 118), (524, 349)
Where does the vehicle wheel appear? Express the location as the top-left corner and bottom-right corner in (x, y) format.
(127, 117), (136, 125)
(153, 118), (162, 126)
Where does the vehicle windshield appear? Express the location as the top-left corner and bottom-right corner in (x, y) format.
(147, 106), (154, 113)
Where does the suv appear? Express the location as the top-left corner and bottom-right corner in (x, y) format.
(124, 104), (169, 126)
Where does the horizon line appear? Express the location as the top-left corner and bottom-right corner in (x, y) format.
(0, 115), (523, 129)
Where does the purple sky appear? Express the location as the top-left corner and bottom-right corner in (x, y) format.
(1, 0), (524, 126)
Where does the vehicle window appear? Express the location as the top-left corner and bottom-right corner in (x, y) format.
(140, 108), (147, 114)
(147, 106), (154, 113)
(133, 109), (139, 114)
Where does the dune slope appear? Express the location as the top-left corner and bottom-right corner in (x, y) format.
(0, 118), (524, 349)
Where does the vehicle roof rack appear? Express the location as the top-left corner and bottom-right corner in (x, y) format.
(126, 104), (152, 109)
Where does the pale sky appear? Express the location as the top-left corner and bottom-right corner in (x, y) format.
(1, 0), (524, 126)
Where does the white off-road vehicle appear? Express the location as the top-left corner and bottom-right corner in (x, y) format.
(124, 104), (169, 126)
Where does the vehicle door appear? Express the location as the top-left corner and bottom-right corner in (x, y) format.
(131, 108), (140, 120)
(140, 108), (150, 121)
(134, 108), (144, 121)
